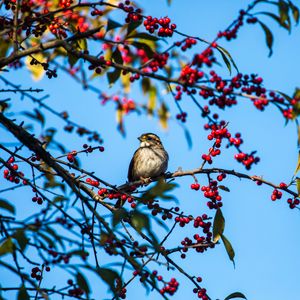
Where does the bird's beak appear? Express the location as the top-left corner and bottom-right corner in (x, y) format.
(138, 136), (142, 142)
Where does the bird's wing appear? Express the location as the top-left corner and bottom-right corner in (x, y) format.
(127, 148), (139, 182)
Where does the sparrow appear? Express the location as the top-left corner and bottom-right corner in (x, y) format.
(128, 133), (169, 183)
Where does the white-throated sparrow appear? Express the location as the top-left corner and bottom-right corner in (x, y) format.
(128, 133), (169, 182)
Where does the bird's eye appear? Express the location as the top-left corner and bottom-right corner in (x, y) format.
(147, 137), (152, 141)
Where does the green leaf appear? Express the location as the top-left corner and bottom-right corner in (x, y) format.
(258, 21), (274, 56)
(17, 285), (29, 300)
(14, 229), (29, 252)
(279, 0), (290, 23)
(217, 46), (239, 74)
(0, 238), (14, 257)
(219, 185), (230, 192)
(127, 20), (143, 36)
(142, 179), (178, 201)
(112, 48), (123, 65)
(296, 178), (300, 196)
(141, 77), (151, 94)
(224, 292), (247, 300)
(76, 271), (90, 296)
(77, 38), (88, 51)
(258, 12), (290, 31)
(106, 19), (122, 33)
(68, 53), (79, 67)
(97, 267), (119, 292)
(0, 199), (15, 215)
(107, 68), (121, 85)
(294, 152), (300, 175)
(221, 234), (235, 266)
(213, 208), (225, 243)
(213, 208), (225, 242)
(131, 211), (150, 232)
(112, 208), (127, 227)
(290, 2), (299, 24)
(219, 49), (231, 74)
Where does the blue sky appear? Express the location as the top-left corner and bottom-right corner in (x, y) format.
(1, 0), (300, 299)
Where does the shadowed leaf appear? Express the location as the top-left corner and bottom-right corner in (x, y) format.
(106, 19), (122, 33)
(17, 286), (29, 300)
(0, 238), (14, 257)
(217, 45), (239, 73)
(107, 68), (121, 85)
(0, 199), (15, 215)
(112, 208), (127, 227)
(131, 211), (150, 232)
(221, 234), (235, 266)
(219, 185), (230, 192)
(213, 208), (225, 242)
(142, 179), (178, 201)
(296, 178), (300, 196)
(76, 271), (90, 296)
(224, 292), (247, 300)
(14, 230), (29, 252)
(258, 21), (274, 56)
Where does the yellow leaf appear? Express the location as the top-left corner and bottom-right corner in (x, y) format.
(25, 53), (46, 81)
(158, 102), (169, 129)
(116, 107), (125, 135)
(147, 86), (157, 115)
(294, 152), (300, 175)
(121, 73), (131, 94)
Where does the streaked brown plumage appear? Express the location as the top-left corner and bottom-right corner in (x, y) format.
(127, 133), (169, 182)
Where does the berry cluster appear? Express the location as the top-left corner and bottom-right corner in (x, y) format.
(32, 195), (44, 205)
(67, 279), (85, 297)
(118, 1), (142, 23)
(201, 180), (223, 209)
(101, 235), (126, 255)
(146, 199), (177, 220)
(67, 150), (77, 163)
(270, 189), (282, 201)
(31, 267), (42, 281)
(287, 198), (300, 209)
(176, 37), (197, 51)
(179, 65), (204, 85)
(86, 177), (100, 187)
(175, 215), (193, 228)
(148, 52), (169, 72)
(218, 10), (245, 40)
(115, 278), (127, 299)
(234, 152), (260, 170)
(192, 47), (216, 68)
(48, 248), (72, 264)
(3, 157), (23, 184)
(193, 287), (209, 300)
(59, 0), (73, 8)
(176, 112), (187, 122)
(143, 16), (176, 37)
(160, 278), (179, 296)
(191, 183), (200, 190)
(49, 18), (68, 38)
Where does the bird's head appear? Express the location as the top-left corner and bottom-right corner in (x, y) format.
(138, 133), (162, 148)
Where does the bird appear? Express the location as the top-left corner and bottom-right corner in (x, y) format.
(115, 133), (169, 208)
(127, 133), (169, 183)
